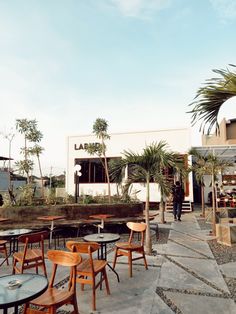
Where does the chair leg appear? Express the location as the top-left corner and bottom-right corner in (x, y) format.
(73, 294), (79, 314)
(12, 258), (17, 274)
(103, 268), (110, 295)
(2, 244), (9, 266)
(23, 303), (28, 314)
(143, 250), (148, 270)
(92, 278), (96, 311)
(49, 307), (56, 314)
(113, 247), (118, 269)
(128, 251), (132, 277)
(41, 260), (47, 278)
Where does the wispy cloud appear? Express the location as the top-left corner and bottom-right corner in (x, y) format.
(210, 0), (236, 20)
(107, 0), (171, 18)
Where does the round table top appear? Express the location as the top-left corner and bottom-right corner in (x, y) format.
(0, 228), (32, 238)
(37, 215), (65, 221)
(83, 233), (120, 244)
(0, 218), (9, 223)
(89, 214), (114, 220)
(0, 273), (48, 309)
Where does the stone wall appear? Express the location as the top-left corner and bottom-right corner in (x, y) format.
(0, 202), (144, 228)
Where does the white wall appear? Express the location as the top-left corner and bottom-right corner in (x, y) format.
(66, 128), (193, 201)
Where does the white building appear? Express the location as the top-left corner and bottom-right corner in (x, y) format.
(66, 128), (193, 202)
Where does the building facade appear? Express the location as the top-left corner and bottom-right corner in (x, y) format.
(66, 128), (193, 202)
(202, 118), (236, 146)
(193, 118), (236, 203)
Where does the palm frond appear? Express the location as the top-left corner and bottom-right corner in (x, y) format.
(189, 65), (236, 134)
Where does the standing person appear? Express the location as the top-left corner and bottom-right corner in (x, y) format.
(173, 181), (185, 221)
(0, 194), (3, 206)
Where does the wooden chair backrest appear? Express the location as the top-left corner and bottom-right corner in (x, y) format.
(126, 222), (147, 246)
(66, 241), (100, 254)
(66, 241), (100, 274)
(18, 230), (48, 244)
(47, 250), (82, 290)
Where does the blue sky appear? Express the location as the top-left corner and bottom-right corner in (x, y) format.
(0, 0), (236, 175)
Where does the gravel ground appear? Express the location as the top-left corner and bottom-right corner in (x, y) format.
(197, 217), (236, 303)
(156, 224), (171, 244)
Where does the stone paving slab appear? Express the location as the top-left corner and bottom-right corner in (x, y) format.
(171, 256), (229, 293)
(158, 260), (220, 294)
(169, 230), (214, 258)
(220, 261), (236, 278)
(164, 291), (236, 314)
(165, 241), (206, 259)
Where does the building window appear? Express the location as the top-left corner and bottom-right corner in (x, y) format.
(74, 157), (119, 183)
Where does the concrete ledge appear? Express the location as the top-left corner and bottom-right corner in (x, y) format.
(216, 223), (236, 246)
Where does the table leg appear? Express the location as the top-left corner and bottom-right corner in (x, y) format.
(14, 304), (19, 314)
(98, 219), (104, 233)
(107, 263), (120, 282)
(49, 221), (54, 248)
(100, 243), (120, 282)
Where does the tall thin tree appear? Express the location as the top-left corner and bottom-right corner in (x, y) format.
(86, 118), (111, 202)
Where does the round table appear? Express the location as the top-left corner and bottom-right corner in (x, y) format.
(83, 233), (120, 282)
(0, 228), (32, 255)
(0, 273), (48, 314)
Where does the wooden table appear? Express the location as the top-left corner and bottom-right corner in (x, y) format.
(37, 215), (65, 246)
(0, 273), (48, 314)
(0, 218), (10, 223)
(89, 214), (114, 233)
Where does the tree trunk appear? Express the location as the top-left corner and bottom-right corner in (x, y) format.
(201, 185), (205, 217)
(37, 154), (44, 198)
(211, 172), (216, 236)
(160, 195), (165, 223)
(145, 177), (152, 255)
(102, 139), (111, 203)
(24, 136), (30, 184)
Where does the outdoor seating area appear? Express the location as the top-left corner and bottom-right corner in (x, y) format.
(1, 209), (236, 313)
(0, 214), (159, 313)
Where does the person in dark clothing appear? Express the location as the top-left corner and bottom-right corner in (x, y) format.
(0, 194), (3, 206)
(172, 181), (185, 221)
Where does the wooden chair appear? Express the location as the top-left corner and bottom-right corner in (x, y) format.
(113, 222), (148, 277)
(13, 230), (48, 277)
(0, 240), (9, 265)
(66, 241), (110, 311)
(23, 250), (82, 314)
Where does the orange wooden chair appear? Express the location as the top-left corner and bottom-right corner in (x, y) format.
(0, 240), (9, 265)
(13, 230), (48, 277)
(66, 241), (110, 311)
(113, 222), (148, 277)
(23, 250), (82, 314)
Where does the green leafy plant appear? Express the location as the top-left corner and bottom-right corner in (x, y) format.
(189, 64), (236, 133)
(17, 184), (34, 206)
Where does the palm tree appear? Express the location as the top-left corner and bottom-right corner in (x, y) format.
(204, 154), (232, 235)
(86, 118), (111, 203)
(28, 145), (45, 198)
(155, 151), (179, 224)
(189, 64), (236, 133)
(109, 141), (172, 254)
(189, 148), (209, 218)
